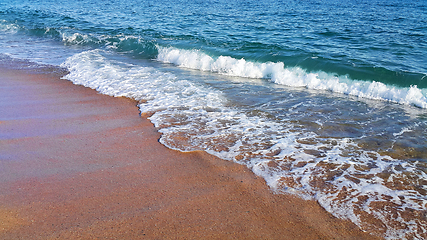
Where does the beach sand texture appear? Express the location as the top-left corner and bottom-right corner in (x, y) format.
(0, 66), (377, 239)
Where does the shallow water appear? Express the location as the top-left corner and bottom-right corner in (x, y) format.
(1, 0), (426, 238)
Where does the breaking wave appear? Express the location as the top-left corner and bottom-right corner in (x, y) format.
(157, 46), (427, 108)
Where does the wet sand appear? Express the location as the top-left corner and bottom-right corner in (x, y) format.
(0, 66), (378, 239)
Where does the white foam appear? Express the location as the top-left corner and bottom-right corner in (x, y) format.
(156, 46), (427, 108)
(0, 20), (19, 33)
(61, 32), (97, 45)
(62, 49), (427, 239)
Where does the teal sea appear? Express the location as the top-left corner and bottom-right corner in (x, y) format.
(1, 0), (426, 238)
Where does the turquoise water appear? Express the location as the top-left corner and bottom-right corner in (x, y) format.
(1, 0), (426, 238)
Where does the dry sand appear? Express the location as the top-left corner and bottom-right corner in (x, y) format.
(0, 66), (378, 239)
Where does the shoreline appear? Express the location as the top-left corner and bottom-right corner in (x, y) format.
(0, 66), (377, 239)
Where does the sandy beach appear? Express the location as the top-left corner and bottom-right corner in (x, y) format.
(0, 66), (377, 239)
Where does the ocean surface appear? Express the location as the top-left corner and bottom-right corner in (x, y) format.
(1, 0), (426, 238)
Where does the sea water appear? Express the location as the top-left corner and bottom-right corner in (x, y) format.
(0, 0), (426, 238)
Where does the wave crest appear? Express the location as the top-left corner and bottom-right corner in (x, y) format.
(157, 46), (427, 108)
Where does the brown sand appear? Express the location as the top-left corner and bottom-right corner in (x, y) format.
(0, 66), (378, 239)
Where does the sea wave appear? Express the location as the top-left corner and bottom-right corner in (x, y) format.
(60, 31), (159, 58)
(61, 50), (427, 239)
(3, 2), (427, 238)
(0, 18), (159, 58)
(1, 15), (425, 92)
(156, 46), (427, 108)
